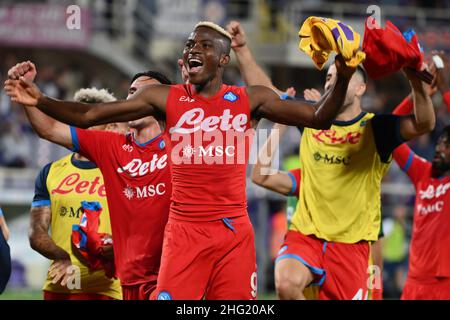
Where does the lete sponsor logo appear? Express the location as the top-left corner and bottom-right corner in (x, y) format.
(117, 154), (168, 177)
(313, 130), (362, 145)
(51, 174), (106, 197)
(169, 108), (247, 134)
(419, 182), (450, 200)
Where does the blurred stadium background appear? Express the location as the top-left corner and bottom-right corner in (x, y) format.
(0, 0), (449, 300)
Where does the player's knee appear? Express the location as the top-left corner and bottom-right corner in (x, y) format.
(275, 267), (308, 300)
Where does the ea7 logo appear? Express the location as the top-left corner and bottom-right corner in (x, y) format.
(179, 96), (195, 103)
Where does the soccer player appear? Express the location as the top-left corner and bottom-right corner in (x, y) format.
(250, 121), (384, 300)
(391, 51), (450, 299)
(228, 20), (386, 299)
(227, 20), (435, 299)
(27, 88), (122, 300)
(0, 206), (11, 294)
(8, 62), (172, 300)
(273, 67), (434, 300)
(5, 21), (359, 300)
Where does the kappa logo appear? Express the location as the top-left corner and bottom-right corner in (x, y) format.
(122, 144), (134, 152)
(223, 91), (238, 102)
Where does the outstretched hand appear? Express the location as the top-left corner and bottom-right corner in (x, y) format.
(4, 76), (42, 107)
(226, 20), (247, 49)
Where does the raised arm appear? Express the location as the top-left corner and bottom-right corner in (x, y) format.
(398, 68), (435, 140)
(25, 107), (73, 149)
(6, 62), (75, 148)
(251, 123), (296, 196)
(227, 21), (282, 95)
(4, 64), (169, 128)
(248, 55), (354, 129)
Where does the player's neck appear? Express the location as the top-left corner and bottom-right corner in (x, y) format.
(335, 102), (362, 122)
(134, 125), (162, 145)
(73, 153), (89, 162)
(192, 74), (223, 98)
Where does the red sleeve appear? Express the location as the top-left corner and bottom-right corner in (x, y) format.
(393, 143), (430, 186)
(287, 168), (301, 197)
(70, 126), (115, 165)
(443, 92), (450, 113)
(392, 96), (413, 116)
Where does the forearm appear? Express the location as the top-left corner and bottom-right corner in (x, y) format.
(29, 206), (70, 260)
(29, 231), (70, 260)
(311, 75), (351, 128)
(36, 95), (99, 128)
(234, 46), (281, 94)
(36, 95), (152, 128)
(410, 78), (435, 133)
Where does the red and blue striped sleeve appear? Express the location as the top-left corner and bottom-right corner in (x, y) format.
(287, 168), (301, 197)
(390, 95), (433, 185)
(31, 162), (52, 207)
(393, 143), (430, 186)
(70, 127), (114, 165)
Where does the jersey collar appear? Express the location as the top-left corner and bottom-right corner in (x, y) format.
(333, 112), (367, 126)
(71, 154), (98, 169)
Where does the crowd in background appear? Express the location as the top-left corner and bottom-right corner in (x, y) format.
(2, 53), (448, 298)
(1, 0), (449, 299)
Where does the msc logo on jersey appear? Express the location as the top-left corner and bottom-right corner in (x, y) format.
(313, 152), (351, 165)
(157, 291), (172, 300)
(122, 183), (166, 200)
(223, 91), (238, 102)
(59, 206), (83, 219)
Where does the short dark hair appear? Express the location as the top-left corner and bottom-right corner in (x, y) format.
(356, 65), (368, 84)
(131, 71), (172, 85)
